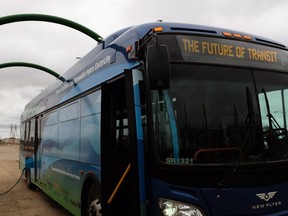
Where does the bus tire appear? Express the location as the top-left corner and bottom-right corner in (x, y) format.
(26, 168), (37, 190)
(86, 182), (102, 216)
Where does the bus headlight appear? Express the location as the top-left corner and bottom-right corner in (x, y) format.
(158, 198), (205, 216)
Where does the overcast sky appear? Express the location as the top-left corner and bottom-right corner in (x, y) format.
(0, 0), (288, 138)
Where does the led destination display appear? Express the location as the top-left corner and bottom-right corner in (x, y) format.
(177, 35), (288, 71)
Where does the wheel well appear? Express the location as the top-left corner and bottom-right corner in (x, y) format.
(81, 174), (101, 215)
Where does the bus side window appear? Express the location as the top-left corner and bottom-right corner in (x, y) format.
(26, 121), (31, 142)
(23, 119), (35, 152)
(116, 113), (129, 152)
(24, 121), (28, 141)
(80, 90), (101, 165)
(29, 119), (35, 144)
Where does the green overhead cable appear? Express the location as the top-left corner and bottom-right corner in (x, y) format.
(0, 14), (103, 42)
(0, 62), (65, 82)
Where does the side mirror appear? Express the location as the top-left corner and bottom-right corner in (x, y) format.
(146, 44), (170, 90)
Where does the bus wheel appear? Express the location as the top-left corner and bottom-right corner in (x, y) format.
(87, 183), (102, 216)
(26, 168), (37, 190)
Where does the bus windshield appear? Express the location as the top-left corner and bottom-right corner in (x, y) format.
(153, 64), (288, 165)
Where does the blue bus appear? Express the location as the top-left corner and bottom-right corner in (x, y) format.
(20, 22), (288, 215)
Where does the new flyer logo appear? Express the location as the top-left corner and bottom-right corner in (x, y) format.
(256, 191), (277, 202)
(252, 191), (281, 210)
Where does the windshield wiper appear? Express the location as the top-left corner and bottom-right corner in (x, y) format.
(218, 87), (262, 187)
(157, 90), (179, 160)
(262, 88), (288, 160)
(262, 88), (287, 137)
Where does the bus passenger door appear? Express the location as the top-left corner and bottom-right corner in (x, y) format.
(35, 116), (42, 181)
(101, 70), (146, 215)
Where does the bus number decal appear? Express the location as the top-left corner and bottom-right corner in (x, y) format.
(166, 157), (193, 165)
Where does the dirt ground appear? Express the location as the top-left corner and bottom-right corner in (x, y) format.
(0, 144), (71, 216)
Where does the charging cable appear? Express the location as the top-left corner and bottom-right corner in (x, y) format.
(0, 168), (25, 196)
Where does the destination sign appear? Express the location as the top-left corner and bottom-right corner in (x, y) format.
(176, 35), (288, 71)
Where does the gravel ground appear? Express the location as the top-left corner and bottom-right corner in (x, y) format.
(0, 144), (71, 216)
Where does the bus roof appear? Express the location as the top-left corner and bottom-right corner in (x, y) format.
(21, 22), (287, 121)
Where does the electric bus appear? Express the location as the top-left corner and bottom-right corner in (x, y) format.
(20, 22), (288, 215)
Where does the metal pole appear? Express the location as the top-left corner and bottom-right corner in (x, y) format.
(0, 14), (103, 42)
(0, 62), (65, 82)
